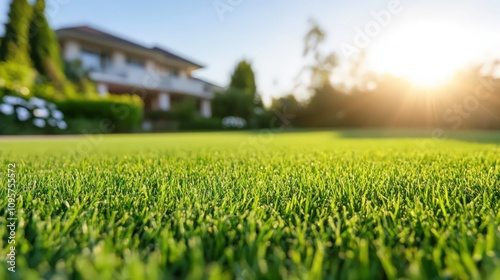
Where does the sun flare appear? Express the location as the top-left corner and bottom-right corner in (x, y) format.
(368, 21), (479, 87)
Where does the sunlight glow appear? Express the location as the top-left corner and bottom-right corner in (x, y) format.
(368, 21), (481, 87)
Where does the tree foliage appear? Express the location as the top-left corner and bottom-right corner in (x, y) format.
(0, 0), (68, 92)
(214, 60), (262, 121)
(286, 20), (500, 129)
(229, 60), (257, 97)
(0, 61), (35, 89)
(0, 0), (32, 64)
(213, 89), (255, 119)
(300, 20), (338, 90)
(29, 0), (66, 88)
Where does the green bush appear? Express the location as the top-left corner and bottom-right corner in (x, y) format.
(143, 106), (222, 132)
(0, 93), (71, 135)
(178, 117), (222, 131)
(144, 110), (175, 121)
(30, 83), (58, 100)
(142, 110), (177, 132)
(171, 97), (198, 120)
(213, 89), (255, 120)
(63, 118), (105, 134)
(55, 94), (144, 132)
(1, 83), (144, 134)
(0, 62), (35, 90)
(0, 114), (62, 135)
(0, 86), (28, 99)
(251, 109), (274, 129)
(165, 98), (222, 131)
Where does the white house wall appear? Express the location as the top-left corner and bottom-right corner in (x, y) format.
(158, 93), (171, 111)
(112, 51), (127, 72)
(201, 99), (212, 118)
(63, 40), (81, 61)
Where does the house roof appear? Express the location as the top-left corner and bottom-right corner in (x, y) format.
(192, 77), (225, 91)
(56, 25), (204, 68)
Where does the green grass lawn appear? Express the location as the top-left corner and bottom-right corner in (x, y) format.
(1, 131), (500, 279)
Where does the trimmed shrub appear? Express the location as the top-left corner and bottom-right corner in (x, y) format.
(55, 94), (143, 132)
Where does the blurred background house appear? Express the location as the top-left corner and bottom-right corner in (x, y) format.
(56, 25), (222, 118)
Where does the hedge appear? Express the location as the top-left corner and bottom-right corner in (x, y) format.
(55, 95), (143, 132)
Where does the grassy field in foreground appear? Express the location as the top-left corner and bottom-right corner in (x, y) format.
(1, 131), (500, 279)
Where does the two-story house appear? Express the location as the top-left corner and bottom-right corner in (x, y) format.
(56, 25), (221, 118)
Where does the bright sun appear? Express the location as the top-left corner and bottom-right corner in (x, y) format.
(368, 21), (479, 87)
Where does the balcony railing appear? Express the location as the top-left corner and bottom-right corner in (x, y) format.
(88, 66), (213, 99)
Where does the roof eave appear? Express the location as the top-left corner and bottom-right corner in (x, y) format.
(56, 28), (204, 69)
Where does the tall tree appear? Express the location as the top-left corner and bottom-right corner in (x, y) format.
(0, 0), (32, 64)
(229, 60), (257, 97)
(297, 21), (342, 127)
(302, 21), (337, 90)
(213, 60), (260, 120)
(213, 89), (254, 119)
(29, 0), (66, 88)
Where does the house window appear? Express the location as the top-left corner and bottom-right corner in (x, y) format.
(81, 49), (111, 72)
(127, 57), (145, 69)
(204, 84), (212, 92)
(81, 50), (101, 71)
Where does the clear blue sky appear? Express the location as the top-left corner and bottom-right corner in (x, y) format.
(1, 0), (499, 103)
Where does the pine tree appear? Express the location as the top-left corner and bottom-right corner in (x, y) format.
(29, 0), (65, 87)
(229, 60), (257, 97)
(0, 0), (32, 64)
(213, 60), (261, 120)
